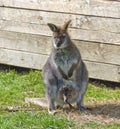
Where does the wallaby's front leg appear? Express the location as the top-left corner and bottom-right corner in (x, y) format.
(68, 63), (78, 78)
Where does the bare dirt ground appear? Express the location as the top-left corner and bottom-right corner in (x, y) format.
(59, 100), (120, 124)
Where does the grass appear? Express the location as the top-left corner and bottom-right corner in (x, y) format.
(0, 111), (74, 129)
(0, 70), (120, 129)
(0, 70), (44, 106)
(85, 83), (120, 101)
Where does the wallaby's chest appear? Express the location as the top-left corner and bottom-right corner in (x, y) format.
(55, 52), (77, 76)
(57, 56), (71, 74)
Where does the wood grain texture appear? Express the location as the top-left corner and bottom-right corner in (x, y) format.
(0, 0), (120, 18)
(75, 40), (120, 66)
(0, 7), (120, 34)
(0, 30), (52, 55)
(0, 20), (120, 45)
(0, 30), (120, 66)
(85, 61), (120, 82)
(0, 47), (119, 82)
(0, 48), (48, 69)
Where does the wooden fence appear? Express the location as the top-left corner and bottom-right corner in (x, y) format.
(0, 0), (120, 82)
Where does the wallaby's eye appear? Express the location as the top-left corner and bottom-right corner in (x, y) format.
(54, 36), (59, 40)
(61, 35), (66, 40)
(62, 33), (66, 39)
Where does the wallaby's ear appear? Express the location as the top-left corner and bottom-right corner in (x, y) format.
(63, 20), (71, 30)
(47, 23), (59, 32)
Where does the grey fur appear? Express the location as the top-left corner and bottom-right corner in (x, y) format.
(42, 21), (88, 112)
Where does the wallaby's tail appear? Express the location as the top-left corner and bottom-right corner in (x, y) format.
(25, 97), (48, 108)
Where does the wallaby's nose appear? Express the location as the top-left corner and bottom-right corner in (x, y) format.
(57, 42), (62, 47)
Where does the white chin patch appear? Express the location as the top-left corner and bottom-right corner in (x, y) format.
(53, 42), (57, 49)
(53, 41), (67, 49)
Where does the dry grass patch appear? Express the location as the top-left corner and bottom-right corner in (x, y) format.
(58, 100), (120, 124)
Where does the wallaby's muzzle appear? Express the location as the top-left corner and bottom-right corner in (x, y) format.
(56, 42), (62, 47)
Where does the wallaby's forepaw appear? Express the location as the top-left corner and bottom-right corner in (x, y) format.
(48, 110), (57, 115)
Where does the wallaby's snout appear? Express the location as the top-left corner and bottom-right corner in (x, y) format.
(56, 41), (62, 48)
(47, 20), (71, 49)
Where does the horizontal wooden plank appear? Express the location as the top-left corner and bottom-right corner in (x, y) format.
(0, 7), (120, 34)
(85, 61), (120, 82)
(0, 20), (120, 45)
(75, 41), (120, 66)
(0, 30), (120, 65)
(0, 48), (119, 82)
(0, 31), (52, 55)
(0, 0), (120, 18)
(0, 48), (48, 69)
(70, 28), (120, 45)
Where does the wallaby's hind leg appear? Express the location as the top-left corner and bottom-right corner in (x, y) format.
(45, 83), (58, 114)
(48, 98), (56, 114)
(76, 82), (88, 111)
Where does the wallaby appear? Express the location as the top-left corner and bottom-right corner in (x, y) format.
(42, 20), (88, 114)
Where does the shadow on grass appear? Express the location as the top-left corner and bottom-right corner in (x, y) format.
(1, 102), (120, 123)
(89, 103), (120, 119)
(59, 102), (120, 123)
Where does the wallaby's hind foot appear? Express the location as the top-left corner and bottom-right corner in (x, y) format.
(48, 109), (57, 115)
(76, 105), (86, 111)
(48, 105), (57, 115)
(76, 98), (86, 111)
(48, 99), (56, 111)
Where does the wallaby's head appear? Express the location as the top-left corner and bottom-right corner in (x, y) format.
(47, 20), (71, 49)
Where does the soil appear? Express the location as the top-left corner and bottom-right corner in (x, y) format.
(58, 100), (120, 124)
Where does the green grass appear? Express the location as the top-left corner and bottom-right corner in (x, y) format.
(85, 83), (120, 101)
(0, 70), (44, 107)
(0, 70), (120, 129)
(0, 111), (74, 129)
